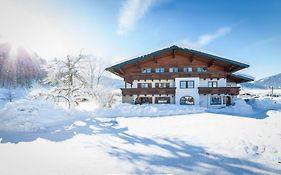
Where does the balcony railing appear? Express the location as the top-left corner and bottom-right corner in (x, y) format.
(198, 87), (240, 95)
(121, 87), (176, 96)
(124, 71), (227, 82)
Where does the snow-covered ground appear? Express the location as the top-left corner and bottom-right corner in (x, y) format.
(0, 88), (281, 174)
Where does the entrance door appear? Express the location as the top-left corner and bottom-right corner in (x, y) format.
(226, 96), (231, 106)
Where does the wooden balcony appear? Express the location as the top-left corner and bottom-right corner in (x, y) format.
(124, 72), (227, 82)
(121, 87), (176, 96)
(198, 87), (240, 95)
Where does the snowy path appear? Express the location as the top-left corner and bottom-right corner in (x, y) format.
(0, 112), (281, 175)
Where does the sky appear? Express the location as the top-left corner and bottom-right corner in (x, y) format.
(0, 0), (281, 80)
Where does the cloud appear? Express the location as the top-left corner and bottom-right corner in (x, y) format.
(179, 26), (232, 48)
(117, 0), (156, 35)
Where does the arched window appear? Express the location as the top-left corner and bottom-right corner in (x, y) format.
(180, 96), (195, 105)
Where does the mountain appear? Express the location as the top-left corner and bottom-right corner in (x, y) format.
(241, 73), (281, 89)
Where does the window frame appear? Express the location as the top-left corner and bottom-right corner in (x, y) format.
(155, 67), (165, 73)
(179, 80), (195, 89)
(142, 68), (151, 73)
(180, 96), (195, 105)
(210, 96), (222, 105)
(169, 67), (179, 72)
(208, 81), (218, 87)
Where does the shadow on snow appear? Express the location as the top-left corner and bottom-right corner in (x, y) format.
(0, 117), (280, 174)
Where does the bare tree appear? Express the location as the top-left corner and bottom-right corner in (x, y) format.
(43, 53), (87, 108)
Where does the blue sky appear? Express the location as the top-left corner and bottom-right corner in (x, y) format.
(0, 0), (281, 79)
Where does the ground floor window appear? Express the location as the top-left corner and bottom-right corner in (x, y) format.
(210, 96), (222, 105)
(180, 96), (195, 105)
(135, 97), (152, 104)
(155, 97), (170, 104)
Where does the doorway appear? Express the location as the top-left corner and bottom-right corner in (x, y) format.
(226, 96), (232, 106)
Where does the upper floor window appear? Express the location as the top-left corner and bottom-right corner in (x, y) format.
(159, 82), (169, 88)
(169, 67), (178, 72)
(183, 67), (193, 72)
(197, 67), (207, 72)
(155, 68), (165, 73)
(208, 81), (218, 87)
(180, 80), (194, 89)
(138, 83), (152, 88)
(142, 68), (151, 73)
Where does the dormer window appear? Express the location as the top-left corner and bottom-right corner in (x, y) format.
(169, 67), (178, 72)
(142, 68), (151, 73)
(155, 68), (165, 73)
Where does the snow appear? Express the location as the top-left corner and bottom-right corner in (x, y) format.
(208, 99), (254, 115)
(0, 110), (280, 174)
(0, 99), (91, 132)
(93, 103), (206, 118)
(0, 89), (281, 174)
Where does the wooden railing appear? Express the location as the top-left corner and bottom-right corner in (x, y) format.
(198, 87), (240, 95)
(124, 71), (227, 82)
(121, 87), (176, 95)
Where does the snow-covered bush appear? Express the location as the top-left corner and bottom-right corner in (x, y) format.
(92, 86), (119, 108)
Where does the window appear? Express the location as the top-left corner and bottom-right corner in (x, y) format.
(138, 83), (151, 88)
(159, 83), (169, 88)
(183, 67), (192, 72)
(169, 67), (178, 72)
(180, 96), (195, 105)
(180, 81), (194, 89)
(197, 67), (207, 72)
(142, 68), (151, 73)
(155, 68), (165, 73)
(156, 97), (170, 104)
(208, 81), (218, 87)
(180, 81), (186, 88)
(210, 96), (222, 105)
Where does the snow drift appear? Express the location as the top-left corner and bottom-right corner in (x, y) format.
(0, 99), (87, 132)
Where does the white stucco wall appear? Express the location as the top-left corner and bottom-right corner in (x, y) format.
(175, 77), (200, 105)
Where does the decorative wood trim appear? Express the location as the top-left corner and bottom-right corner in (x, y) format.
(121, 87), (176, 96)
(198, 87), (240, 95)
